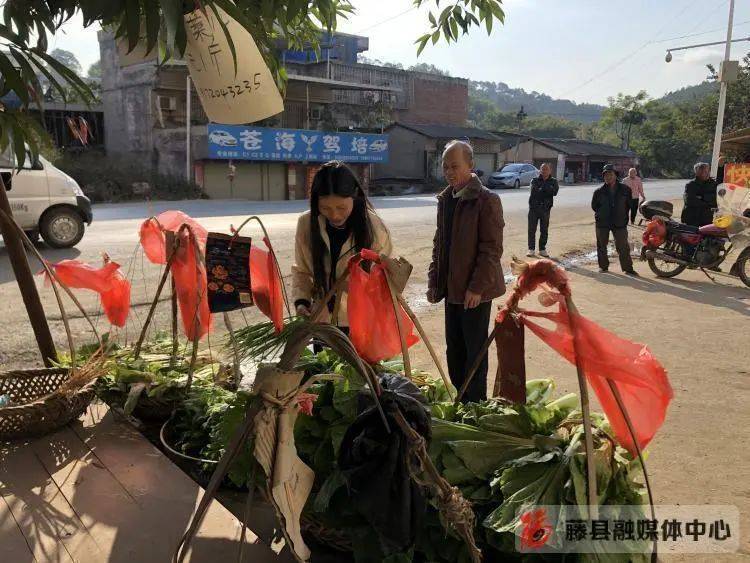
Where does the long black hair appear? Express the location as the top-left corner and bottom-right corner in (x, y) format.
(310, 161), (374, 294)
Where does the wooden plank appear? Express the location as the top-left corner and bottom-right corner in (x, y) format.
(69, 402), (280, 562)
(28, 423), (143, 563)
(0, 492), (36, 563)
(0, 436), (102, 563)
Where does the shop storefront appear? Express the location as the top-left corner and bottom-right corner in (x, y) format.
(197, 124), (389, 200)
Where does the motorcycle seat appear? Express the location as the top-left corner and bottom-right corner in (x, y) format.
(699, 224), (728, 238)
(666, 220), (700, 234)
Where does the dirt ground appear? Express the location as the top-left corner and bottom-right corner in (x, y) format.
(1, 196), (748, 561)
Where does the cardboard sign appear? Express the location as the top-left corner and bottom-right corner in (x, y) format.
(205, 232), (253, 313)
(184, 7), (284, 124)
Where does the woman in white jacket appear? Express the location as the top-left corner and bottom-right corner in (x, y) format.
(292, 161), (392, 330)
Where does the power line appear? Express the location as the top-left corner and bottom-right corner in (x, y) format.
(354, 6), (417, 34)
(558, 0), (726, 98)
(652, 19), (750, 44)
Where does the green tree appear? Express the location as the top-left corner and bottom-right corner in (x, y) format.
(0, 0), (506, 166)
(600, 91), (648, 150)
(50, 48), (83, 76)
(523, 115), (579, 138)
(87, 59), (102, 79)
(630, 101), (703, 177)
(356, 55), (403, 69)
(408, 63), (451, 76)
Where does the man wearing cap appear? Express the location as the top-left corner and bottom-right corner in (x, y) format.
(591, 164), (638, 275)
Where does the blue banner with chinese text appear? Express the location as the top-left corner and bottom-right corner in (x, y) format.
(207, 124), (389, 163)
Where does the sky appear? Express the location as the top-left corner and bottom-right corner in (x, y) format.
(49, 0), (750, 107)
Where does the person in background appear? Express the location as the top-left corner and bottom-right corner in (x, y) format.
(622, 167), (645, 225)
(292, 161), (392, 331)
(527, 162), (559, 257)
(427, 140), (505, 403)
(591, 164), (638, 276)
(681, 162), (717, 227)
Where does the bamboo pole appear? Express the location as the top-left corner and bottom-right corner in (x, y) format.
(170, 276), (178, 368)
(384, 270), (411, 379)
(134, 233), (179, 358)
(564, 297), (598, 520)
(606, 379), (658, 562)
(455, 326), (497, 405)
(396, 294), (455, 401)
(224, 312), (242, 388)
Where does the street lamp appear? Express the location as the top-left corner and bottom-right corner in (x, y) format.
(664, 0), (748, 177)
(664, 36), (749, 62)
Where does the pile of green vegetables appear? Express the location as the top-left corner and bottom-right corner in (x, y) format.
(91, 332), (229, 418)
(85, 334), (647, 562)
(166, 349), (647, 562)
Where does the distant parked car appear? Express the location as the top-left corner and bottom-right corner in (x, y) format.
(209, 130), (238, 147)
(487, 163), (539, 189)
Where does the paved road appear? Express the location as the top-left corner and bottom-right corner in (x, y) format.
(89, 178), (686, 223)
(0, 179), (686, 282)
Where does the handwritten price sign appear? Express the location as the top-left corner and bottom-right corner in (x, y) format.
(184, 7), (284, 124)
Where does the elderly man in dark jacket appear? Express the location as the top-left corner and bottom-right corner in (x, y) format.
(681, 162), (718, 227)
(427, 140), (505, 402)
(527, 162), (559, 257)
(591, 164), (638, 275)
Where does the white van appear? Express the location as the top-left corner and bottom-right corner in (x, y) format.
(1, 152), (92, 248)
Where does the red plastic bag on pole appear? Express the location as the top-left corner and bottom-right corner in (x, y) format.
(347, 249), (419, 364)
(41, 258), (131, 327)
(101, 273), (131, 327)
(520, 302), (673, 455)
(138, 211), (211, 340)
(249, 237), (284, 333)
(139, 210), (208, 265)
(171, 228), (211, 341)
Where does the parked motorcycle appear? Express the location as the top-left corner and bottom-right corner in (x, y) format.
(639, 184), (750, 288)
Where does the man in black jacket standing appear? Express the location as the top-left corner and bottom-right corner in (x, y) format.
(527, 163), (559, 257)
(681, 162), (717, 227)
(591, 164), (638, 275)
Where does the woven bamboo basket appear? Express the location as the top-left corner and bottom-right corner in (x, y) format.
(0, 211), (103, 441)
(0, 368), (98, 440)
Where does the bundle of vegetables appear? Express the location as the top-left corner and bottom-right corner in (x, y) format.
(93, 332), (228, 418)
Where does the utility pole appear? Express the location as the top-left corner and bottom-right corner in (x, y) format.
(710, 0), (735, 178)
(516, 105), (527, 132)
(0, 176), (57, 366)
(664, 1), (747, 177)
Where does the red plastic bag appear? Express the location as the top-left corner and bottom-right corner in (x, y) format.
(139, 210), (208, 265)
(171, 229), (211, 340)
(249, 237), (284, 333)
(642, 218), (666, 249)
(139, 211), (211, 340)
(42, 258), (131, 327)
(101, 272), (131, 327)
(347, 249), (419, 364)
(520, 301), (672, 455)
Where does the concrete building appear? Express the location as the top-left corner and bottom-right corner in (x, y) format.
(498, 137), (638, 182)
(98, 29), (468, 200)
(374, 123), (513, 188)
